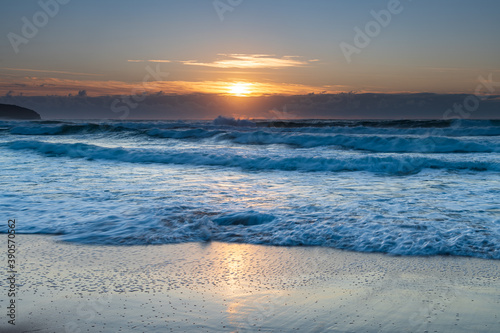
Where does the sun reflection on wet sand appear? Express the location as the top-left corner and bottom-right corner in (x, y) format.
(9, 236), (500, 332)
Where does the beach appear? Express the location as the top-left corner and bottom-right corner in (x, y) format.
(2, 0), (500, 331)
(2, 235), (499, 332)
(1, 119), (499, 332)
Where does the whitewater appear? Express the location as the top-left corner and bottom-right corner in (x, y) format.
(1, 117), (499, 259)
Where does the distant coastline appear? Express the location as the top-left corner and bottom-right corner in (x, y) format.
(0, 103), (41, 120)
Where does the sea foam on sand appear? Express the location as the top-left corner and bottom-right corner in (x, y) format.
(2, 235), (499, 332)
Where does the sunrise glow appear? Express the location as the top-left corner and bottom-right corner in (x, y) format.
(1, 1), (498, 119)
(1, 2), (500, 332)
(228, 82), (252, 96)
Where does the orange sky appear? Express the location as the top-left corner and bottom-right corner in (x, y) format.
(0, 72), (347, 97)
(3, 62), (499, 98)
(2, 1), (500, 100)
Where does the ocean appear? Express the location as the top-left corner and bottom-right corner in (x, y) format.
(1, 117), (499, 259)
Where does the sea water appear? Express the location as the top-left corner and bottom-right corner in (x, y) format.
(0, 118), (499, 259)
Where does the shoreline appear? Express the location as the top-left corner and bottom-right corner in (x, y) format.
(2, 235), (499, 332)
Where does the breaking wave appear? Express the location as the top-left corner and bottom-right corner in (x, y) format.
(6, 140), (499, 174)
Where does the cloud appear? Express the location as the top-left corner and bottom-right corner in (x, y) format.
(127, 54), (313, 68)
(2, 92), (498, 120)
(179, 54), (313, 69)
(127, 60), (172, 63)
(0, 67), (102, 77)
(0, 76), (342, 97)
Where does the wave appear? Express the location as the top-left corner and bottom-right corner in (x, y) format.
(6, 206), (499, 259)
(3, 119), (500, 138)
(6, 121), (191, 136)
(8, 123), (500, 153)
(146, 128), (223, 139)
(257, 119), (453, 128)
(256, 118), (500, 128)
(297, 125), (500, 137)
(9, 123), (123, 135)
(6, 140), (499, 174)
(213, 116), (256, 127)
(221, 132), (500, 153)
(213, 211), (275, 226)
(142, 128), (500, 153)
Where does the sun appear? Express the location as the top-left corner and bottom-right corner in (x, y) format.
(228, 82), (252, 96)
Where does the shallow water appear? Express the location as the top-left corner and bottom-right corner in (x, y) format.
(1, 118), (499, 258)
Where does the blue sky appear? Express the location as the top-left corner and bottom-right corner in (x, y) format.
(1, 0), (499, 98)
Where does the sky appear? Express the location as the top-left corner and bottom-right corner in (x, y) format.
(0, 0), (499, 119)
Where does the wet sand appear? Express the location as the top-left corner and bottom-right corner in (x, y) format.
(1, 235), (499, 332)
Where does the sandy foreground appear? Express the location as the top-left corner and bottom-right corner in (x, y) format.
(1, 235), (499, 332)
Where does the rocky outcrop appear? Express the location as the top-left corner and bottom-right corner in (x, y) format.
(0, 104), (41, 120)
